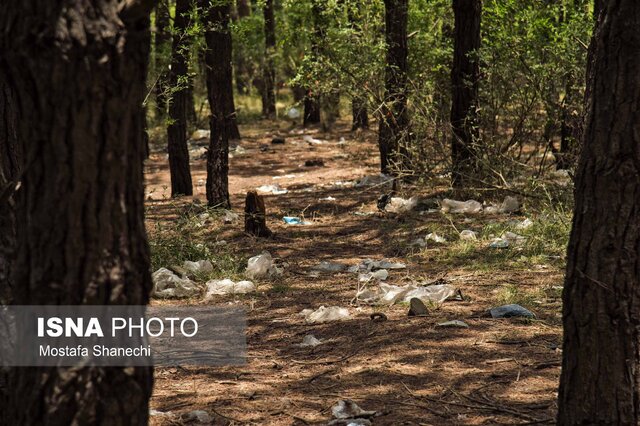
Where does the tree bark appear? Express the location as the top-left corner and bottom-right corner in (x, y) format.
(303, 0), (323, 127)
(244, 191), (271, 237)
(557, 1), (640, 424)
(347, 2), (369, 131)
(0, 1), (155, 424)
(262, 0), (277, 118)
(167, 0), (194, 196)
(233, 0), (251, 94)
(450, 0), (481, 188)
(0, 68), (19, 305)
(378, 0), (410, 175)
(204, 1), (236, 208)
(155, 0), (171, 118)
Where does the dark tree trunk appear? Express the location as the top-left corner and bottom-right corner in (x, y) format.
(557, 1), (640, 424)
(378, 0), (410, 175)
(303, 90), (321, 126)
(244, 191), (272, 237)
(167, 0), (194, 197)
(450, 0), (481, 187)
(155, 0), (171, 118)
(351, 96), (369, 131)
(347, 2), (369, 131)
(204, 1), (236, 208)
(0, 68), (19, 305)
(0, 1), (154, 424)
(262, 0), (277, 118)
(303, 0), (323, 127)
(233, 0), (251, 94)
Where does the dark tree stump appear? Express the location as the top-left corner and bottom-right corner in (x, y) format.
(245, 191), (272, 237)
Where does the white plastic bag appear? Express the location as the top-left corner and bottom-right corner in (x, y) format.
(204, 279), (256, 299)
(152, 268), (200, 298)
(300, 306), (350, 323)
(441, 199), (483, 214)
(246, 251), (279, 279)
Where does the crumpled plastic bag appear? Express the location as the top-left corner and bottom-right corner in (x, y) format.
(357, 283), (457, 305)
(182, 260), (214, 275)
(204, 279), (256, 299)
(348, 258), (406, 273)
(358, 269), (388, 282)
(384, 196), (419, 213)
(355, 173), (393, 188)
(256, 184), (288, 195)
(441, 199), (483, 214)
(296, 334), (322, 347)
(299, 306), (350, 324)
(152, 268), (200, 298)
(246, 251), (280, 279)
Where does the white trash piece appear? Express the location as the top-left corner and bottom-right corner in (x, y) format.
(287, 107), (301, 119)
(349, 258), (407, 273)
(358, 269), (389, 282)
(355, 173), (393, 188)
(483, 205), (501, 215)
(502, 231), (526, 246)
(359, 283), (457, 305)
(331, 400), (376, 420)
(303, 135), (325, 145)
(426, 233), (447, 243)
(246, 251), (280, 279)
(459, 230), (478, 240)
(152, 268), (200, 299)
(222, 209), (239, 223)
(204, 279), (256, 299)
(441, 199), (483, 214)
(436, 320), (469, 328)
(515, 218), (534, 230)
(296, 334), (322, 347)
(300, 306), (350, 324)
(190, 129), (210, 140)
(182, 260), (214, 275)
(257, 184), (288, 195)
(385, 196), (419, 213)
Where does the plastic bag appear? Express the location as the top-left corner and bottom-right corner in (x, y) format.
(182, 260), (213, 275)
(300, 306), (350, 324)
(246, 251), (279, 279)
(204, 279), (256, 299)
(441, 199), (483, 214)
(152, 268), (200, 299)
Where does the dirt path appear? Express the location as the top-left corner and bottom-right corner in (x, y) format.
(145, 119), (563, 425)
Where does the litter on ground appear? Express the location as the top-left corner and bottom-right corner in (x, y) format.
(299, 306), (350, 324)
(152, 268), (200, 299)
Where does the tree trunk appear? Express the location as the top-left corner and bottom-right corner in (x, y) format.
(303, 0), (323, 127)
(557, 1), (640, 424)
(244, 191), (272, 237)
(352, 96), (369, 131)
(262, 0), (277, 118)
(450, 0), (481, 188)
(347, 2), (369, 131)
(233, 0), (251, 94)
(155, 1), (171, 119)
(204, 1), (236, 208)
(0, 1), (154, 424)
(167, 0), (194, 197)
(0, 68), (19, 305)
(378, 0), (410, 175)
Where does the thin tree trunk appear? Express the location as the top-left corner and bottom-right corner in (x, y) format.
(303, 0), (323, 126)
(378, 0), (410, 175)
(204, 1), (235, 208)
(167, 0), (194, 196)
(352, 96), (369, 131)
(155, 1), (171, 118)
(262, 0), (277, 118)
(0, 68), (19, 305)
(347, 2), (369, 131)
(233, 0), (251, 94)
(450, 0), (481, 187)
(0, 1), (154, 424)
(557, 1), (640, 424)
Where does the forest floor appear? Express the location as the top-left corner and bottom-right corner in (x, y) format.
(144, 117), (567, 425)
